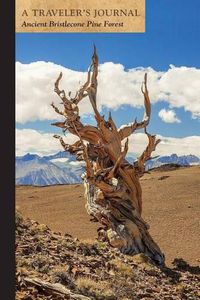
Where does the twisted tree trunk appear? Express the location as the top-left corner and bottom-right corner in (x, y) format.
(52, 47), (165, 265)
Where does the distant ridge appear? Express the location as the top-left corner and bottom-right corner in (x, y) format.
(16, 151), (85, 186)
(145, 154), (200, 170)
(16, 152), (199, 186)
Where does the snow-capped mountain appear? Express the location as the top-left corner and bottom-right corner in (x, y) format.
(145, 154), (200, 170)
(16, 152), (199, 186)
(16, 152), (85, 186)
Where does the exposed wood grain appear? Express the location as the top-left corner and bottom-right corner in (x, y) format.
(52, 47), (164, 264)
(24, 277), (91, 299)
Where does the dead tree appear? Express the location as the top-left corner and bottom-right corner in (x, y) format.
(52, 47), (165, 265)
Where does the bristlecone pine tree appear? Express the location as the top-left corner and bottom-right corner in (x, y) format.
(51, 47), (165, 265)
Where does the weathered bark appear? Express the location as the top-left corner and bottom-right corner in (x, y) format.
(24, 277), (91, 299)
(52, 47), (165, 265)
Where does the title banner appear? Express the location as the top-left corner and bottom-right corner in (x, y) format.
(16, 0), (145, 33)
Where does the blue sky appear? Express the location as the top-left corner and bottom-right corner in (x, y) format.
(16, 0), (200, 157)
(16, 0), (200, 70)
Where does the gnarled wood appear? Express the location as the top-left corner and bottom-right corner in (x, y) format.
(52, 47), (165, 265)
(24, 277), (91, 299)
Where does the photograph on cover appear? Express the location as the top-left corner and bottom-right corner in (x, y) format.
(16, 1), (200, 299)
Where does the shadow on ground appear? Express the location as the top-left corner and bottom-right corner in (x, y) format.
(172, 258), (200, 275)
(159, 258), (200, 284)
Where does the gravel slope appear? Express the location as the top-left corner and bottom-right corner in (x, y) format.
(16, 212), (200, 300)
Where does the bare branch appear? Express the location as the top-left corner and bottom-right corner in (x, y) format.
(73, 65), (92, 104)
(86, 45), (101, 122)
(106, 138), (129, 180)
(118, 73), (151, 140)
(24, 277), (91, 300)
(53, 134), (84, 161)
(141, 73), (151, 123)
(134, 128), (161, 176)
(54, 72), (67, 101)
(51, 121), (67, 129)
(51, 102), (64, 116)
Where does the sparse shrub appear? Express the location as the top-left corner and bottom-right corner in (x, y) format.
(15, 211), (23, 228)
(97, 241), (108, 249)
(76, 276), (116, 299)
(176, 283), (187, 292)
(31, 255), (50, 273)
(30, 223), (49, 234)
(17, 258), (32, 269)
(60, 239), (74, 248)
(128, 253), (155, 270)
(110, 258), (133, 277)
(52, 266), (75, 289)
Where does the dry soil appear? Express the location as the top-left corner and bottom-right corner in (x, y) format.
(16, 166), (200, 266)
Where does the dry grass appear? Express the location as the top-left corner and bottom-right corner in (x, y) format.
(16, 166), (200, 266)
(76, 276), (115, 299)
(110, 258), (134, 277)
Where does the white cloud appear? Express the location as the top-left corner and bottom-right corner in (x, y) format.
(16, 128), (78, 156)
(16, 61), (200, 123)
(69, 161), (86, 167)
(128, 133), (200, 157)
(50, 158), (69, 163)
(16, 61), (92, 123)
(16, 128), (200, 158)
(158, 108), (181, 123)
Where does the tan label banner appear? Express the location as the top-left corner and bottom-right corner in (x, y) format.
(16, 0), (145, 33)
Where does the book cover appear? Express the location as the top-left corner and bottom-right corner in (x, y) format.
(15, 1), (200, 299)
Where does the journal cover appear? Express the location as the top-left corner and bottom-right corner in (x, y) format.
(15, 1), (200, 299)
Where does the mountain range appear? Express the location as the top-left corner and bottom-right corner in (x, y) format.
(15, 151), (85, 186)
(145, 153), (200, 170)
(15, 152), (200, 186)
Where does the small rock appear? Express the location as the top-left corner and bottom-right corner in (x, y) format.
(158, 176), (169, 180)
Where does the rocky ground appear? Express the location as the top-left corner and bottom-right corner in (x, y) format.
(16, 166), (200, 266)
(16, 211), (200, 300)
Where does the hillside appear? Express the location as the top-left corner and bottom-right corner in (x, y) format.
(16, 211), (200, 300)
(16, 166), (200, 267)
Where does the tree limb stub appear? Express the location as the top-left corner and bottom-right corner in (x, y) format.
(24, 277), (91, 300)
(51, 47), (165, 265)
